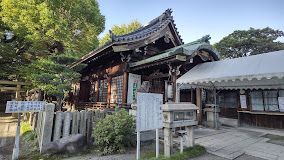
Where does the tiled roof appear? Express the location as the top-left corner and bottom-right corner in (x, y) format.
(70, 9), (183, 68)
(109, 9), (183, 43)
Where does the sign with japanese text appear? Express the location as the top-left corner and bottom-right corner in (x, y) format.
(127, 73), (141, 104)
(136, 92), (163, 132)
(5, 101), (45, 113)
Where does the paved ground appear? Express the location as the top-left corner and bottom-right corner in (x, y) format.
(195, 127), (284, 160)
(0, 114), (17, 160)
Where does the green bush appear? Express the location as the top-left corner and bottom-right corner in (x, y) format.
(93, 109), (135, 155)
(21, 121), (36, 141)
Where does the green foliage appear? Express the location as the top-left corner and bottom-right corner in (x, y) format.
(21, 122), (36, 141)
(0, 0), (105, 79)
(214, 27), (284, 59)
(99, 20), (142, 46)
(0, 0), (105, 54)
(141, 145), (206, 160)
(23, 50), (86, 99)
(93, 109), (135, 155)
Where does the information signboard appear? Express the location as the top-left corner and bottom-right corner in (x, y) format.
(136, 92), (163, 132)
(5, 101), (45, 113)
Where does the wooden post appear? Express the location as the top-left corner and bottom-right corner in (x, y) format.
(172, 71), (177, 102)
(122, 72), (128, 105)
(196, 88), (202, 124)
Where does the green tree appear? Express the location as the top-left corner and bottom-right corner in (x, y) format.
(214, 27), (284, 59)
(0, 0), (105, 101)
(1, 0), (105, 54)
(99, 20), (142, 46)
(23, 51), (86, 102)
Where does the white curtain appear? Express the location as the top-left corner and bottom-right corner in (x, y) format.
(264, 91), (279, 111)
(251, 91), (264, 111)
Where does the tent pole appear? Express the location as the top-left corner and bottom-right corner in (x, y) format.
(214, 87), (217, 129)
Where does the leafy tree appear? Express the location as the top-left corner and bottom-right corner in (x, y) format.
(0, 0), (105, 99)
(99, 20), (142, 46)
(1, 0), (105, 54)
(23, 51), (86, 102)
(214, 27), (284, 59)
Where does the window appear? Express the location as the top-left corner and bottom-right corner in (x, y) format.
(89, 81), (97, 102)
(250, 91), (264, 111)
(264, 91), (278, 111)
(217, 92), (238, 108)
(110, 75), (123, 104)
(99, 79), (108, 102)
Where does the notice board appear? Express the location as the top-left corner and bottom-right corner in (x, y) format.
(136, 92), (163, 132)
(5, 101), (45, 113)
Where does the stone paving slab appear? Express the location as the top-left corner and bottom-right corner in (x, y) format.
(195, 127), (284, 160)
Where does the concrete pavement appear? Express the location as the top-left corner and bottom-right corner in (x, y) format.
(195, 127), (284, 160)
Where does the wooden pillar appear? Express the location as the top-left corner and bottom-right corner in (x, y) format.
(196, 88), (202, 124)
(122, 72), (128, 105)
(107, 77), (112, 104)
(172, 71), (177, 102)
(95, 80), (99, 102)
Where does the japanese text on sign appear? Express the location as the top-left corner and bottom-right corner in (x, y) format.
(5, 101), (45, 113)
(136, 92), (163, 132)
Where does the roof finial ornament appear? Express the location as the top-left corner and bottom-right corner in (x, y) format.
(196, 35), (211, 43)
(159, 8), (173, 22)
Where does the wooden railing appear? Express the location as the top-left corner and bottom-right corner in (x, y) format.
(76, 102), (131, 110)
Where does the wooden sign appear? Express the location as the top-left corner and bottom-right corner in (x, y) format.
(5, 101), (45, 113)
(136, 92), (163, 132)
(127, 73), (141, 104)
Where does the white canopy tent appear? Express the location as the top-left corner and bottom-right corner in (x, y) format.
(176, 50), (284, 128)
(177, 50), (284, 90)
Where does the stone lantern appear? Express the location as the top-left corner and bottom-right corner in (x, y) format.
(162, 103), (198, 157)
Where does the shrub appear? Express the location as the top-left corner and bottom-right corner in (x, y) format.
(21, 121), (36, 141)
(93, 109), (135, 155)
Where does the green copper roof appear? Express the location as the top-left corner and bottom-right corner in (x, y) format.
(129, 35), (219, 68)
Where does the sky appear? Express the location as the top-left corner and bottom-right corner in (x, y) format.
(97, 0), (284, 44)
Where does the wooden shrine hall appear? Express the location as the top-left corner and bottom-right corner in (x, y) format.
(71, 9), (219, 110)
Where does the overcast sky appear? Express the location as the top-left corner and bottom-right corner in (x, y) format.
(97, 0), (284, 44)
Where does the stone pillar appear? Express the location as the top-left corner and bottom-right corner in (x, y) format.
(63, 111), (72, 137)
(72, 111), (79, 134)
(164, 128), (173, 157)
(185, 126), (194, 147)
(53, 111), (63, 141)
(40, 103), (55, 153)
(80, 110), (86, 136)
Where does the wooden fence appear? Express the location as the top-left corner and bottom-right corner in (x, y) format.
(28, 103), (108, 153)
